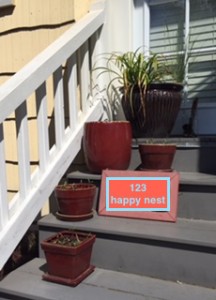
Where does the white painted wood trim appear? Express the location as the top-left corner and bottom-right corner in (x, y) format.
(80, 42), (90, 115)
(143, 0), (150, 55)
(184, 0), (190, 94)
(36, 83), (50, 172)
(67, 54), (78, 131)
(133, 0), (150, 53)
(15, 103), (31, 200)
(53, 66), (65, 149)
(0, 124), (9, 229)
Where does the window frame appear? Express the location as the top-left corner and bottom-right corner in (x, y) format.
(0, 0), (14, 8)
(137, 0), (216, 103)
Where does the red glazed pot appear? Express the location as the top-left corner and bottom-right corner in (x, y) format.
(138, 144), (176, 170)
(83, 121), (132, 174)
(55, 183), (96, 220)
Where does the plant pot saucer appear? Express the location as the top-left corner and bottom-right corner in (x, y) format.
(42, 265), (95, 287)
(137, 164), (173, 172)
(56, 210), (94, 222)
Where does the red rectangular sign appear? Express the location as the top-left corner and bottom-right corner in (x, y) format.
(99, 170), (179, 222)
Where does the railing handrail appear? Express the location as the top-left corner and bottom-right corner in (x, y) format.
(0, 5), (105, 270)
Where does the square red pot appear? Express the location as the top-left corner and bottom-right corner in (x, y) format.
(41, 230), (96, 286)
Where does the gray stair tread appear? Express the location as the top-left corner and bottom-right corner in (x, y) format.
(67, 169), (101, 180)
(0, 258), (215, 300)
(133, 136), (216, 147)
(67, 170), (216, 186)
(39, 213), (216, 248)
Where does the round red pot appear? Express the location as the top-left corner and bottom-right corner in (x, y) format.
(138, 144), (176, 170)
(55, 183), (96, 216)
(83, 121), (132, 174)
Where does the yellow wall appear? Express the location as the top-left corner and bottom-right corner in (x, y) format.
(0, 0), (90, 204)
(0, 0), (90, 81)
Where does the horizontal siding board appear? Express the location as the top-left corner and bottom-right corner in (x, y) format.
(189, 75), (216, 85)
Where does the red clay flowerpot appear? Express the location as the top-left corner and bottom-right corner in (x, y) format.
(138, 144), (176, 171)
(41, 230), (96, 287)
(55, 183), (96, 221)
(83, 121), (132, 174)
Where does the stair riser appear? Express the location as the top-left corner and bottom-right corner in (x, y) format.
(74, 139), (216, 174)
(39, 228), (216, 288)
(131, 147), (216, 174)
(178, 186), (216, 220)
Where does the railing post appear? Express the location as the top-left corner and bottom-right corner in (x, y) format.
(0, 7), (105, 270)
(66, 54), (78, 131)
(0, 124), (9, 229)
(79, 41), (90, 116)
(53, 66), (65, 149)
(36, 82), (50, 172)
(15, 102), (31, 201)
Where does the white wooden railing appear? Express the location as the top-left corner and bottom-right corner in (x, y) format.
(0, 5), (105, 269)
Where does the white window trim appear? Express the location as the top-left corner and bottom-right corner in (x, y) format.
(0, 0), (14, 8)
(133, 0), (150, 54)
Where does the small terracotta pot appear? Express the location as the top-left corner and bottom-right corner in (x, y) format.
(138, 144), (176, 170)
(83, 121), (132, 174)
(41, 230), (96, 286)
(55, 183), (96, 220)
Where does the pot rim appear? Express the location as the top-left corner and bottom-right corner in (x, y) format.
(138, 143), (176, 147)
(85, 121), (131, 125)
(55, 183), (96, 191)
(120, 82), (183, 93)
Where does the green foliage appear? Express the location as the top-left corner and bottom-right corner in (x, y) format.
(93, 49), (171, 119)
(94, 49), (170, 96)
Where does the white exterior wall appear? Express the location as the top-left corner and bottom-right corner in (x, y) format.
(107, 0), (133, 52)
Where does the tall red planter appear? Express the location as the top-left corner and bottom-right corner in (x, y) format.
(83, 121), (132, 174)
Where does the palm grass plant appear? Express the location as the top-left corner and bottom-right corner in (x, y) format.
(94, 49), (169, 119)
(94, 49), (183, 137)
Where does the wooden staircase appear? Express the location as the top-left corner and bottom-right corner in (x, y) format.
(0, 137), (216, 299)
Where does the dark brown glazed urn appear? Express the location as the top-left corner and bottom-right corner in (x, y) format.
(122, 83), (183, 138)
(83, 121), (132, 174)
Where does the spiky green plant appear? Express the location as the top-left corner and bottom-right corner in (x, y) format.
(94, 49), (170, 119)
